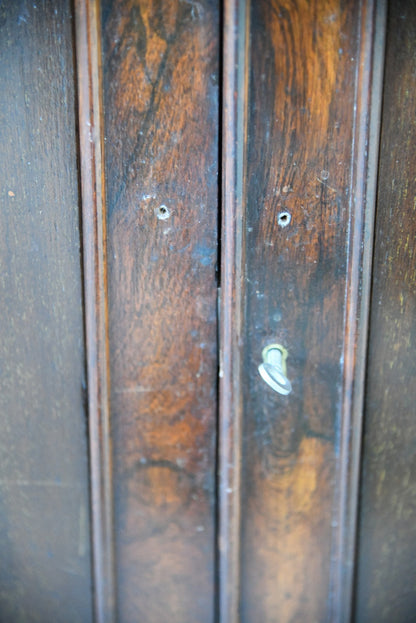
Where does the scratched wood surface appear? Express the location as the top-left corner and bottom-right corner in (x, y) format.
(355, 1), (416, 621)
(240, 1), (378, 620)
(0, 2), (92, 622)
(101, 1), (219, 621)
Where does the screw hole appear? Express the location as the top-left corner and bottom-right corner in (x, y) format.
(155, 205), (170, 220)
(277, 211), (291, 227)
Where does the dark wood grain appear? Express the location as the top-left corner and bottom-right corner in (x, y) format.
(74, 2), (116, 622)
(218, 1), (249, 621)
(0, 2), (92, 621)
(238, 1), (383, 621)
(355, 1), (416, 621)
(101, 1), (219, 621)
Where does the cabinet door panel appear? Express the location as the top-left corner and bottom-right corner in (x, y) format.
(221, 1), (384, 621)
(101, 2), (219, 621)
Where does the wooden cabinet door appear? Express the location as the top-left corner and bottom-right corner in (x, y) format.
(1, 1), (415, 622)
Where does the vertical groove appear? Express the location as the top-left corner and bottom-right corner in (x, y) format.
(74, 1), (116, 621)
(218, 1), (250, 621)
(333, 1), (387, 621)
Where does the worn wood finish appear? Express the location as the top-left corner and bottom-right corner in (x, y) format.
(355, 1), (416, 621)
(0, 2), (92, 622)
(101, 1), (219, 620)
(239, 1), (382, 620)
(74, 2), (116, 622)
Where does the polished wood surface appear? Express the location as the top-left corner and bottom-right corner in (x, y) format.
(101, 1), (219, 620)
(0, 1), (92, 621)
(239, 1), (383, 621)
(355, 1), (416, 620)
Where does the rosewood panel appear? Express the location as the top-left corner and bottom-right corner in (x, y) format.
(0, 2), (92, 621)
(355, 1), (416, 620)
(238, 1), (384, 621)
(101, 1), (219, 621)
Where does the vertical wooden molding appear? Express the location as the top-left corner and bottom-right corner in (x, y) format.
(333, 1), (386, 620)
(219, 1), (250, 621)
(74, 1), (116, 621)
(355, 0), (416, 617)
